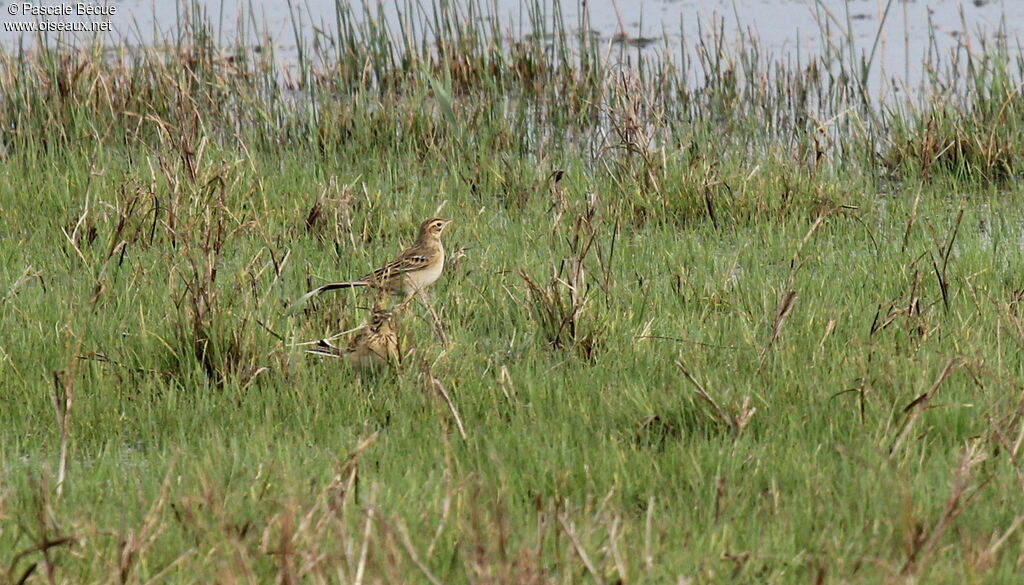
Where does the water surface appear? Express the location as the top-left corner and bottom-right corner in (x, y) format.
(2, 0), (1021, 98)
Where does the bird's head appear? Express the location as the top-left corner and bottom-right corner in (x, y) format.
(418, 217), (452, 241)
(368, 305), (394, 331)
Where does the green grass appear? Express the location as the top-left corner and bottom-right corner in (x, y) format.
(2, 1), (1024, 583)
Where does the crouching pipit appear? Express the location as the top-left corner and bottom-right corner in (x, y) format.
(297, 217), (452, 305)
(306, 305), (400, 369)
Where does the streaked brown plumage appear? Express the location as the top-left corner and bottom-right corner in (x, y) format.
(307, 306), (400, 369)
(297, 217), (452, 305)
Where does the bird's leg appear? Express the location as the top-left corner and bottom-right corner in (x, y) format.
(416, 287), (448, 346)
(395, 292), (416, 313)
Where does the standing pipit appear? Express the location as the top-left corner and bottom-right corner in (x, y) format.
(297, 217), (452, 305)
(307, 305), (400, 369)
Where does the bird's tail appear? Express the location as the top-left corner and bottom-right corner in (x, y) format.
(292, 281), (367, 308)
(305, 338), (343, 357)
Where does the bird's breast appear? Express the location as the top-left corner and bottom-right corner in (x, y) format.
(402, 246), (444, 293)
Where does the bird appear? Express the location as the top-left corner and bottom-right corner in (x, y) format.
(296, 217), (452, 306)
(306, 305), (400, 369)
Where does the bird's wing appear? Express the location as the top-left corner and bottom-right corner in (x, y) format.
(366, 249), (432, 280)
(344, 329), (370, 353)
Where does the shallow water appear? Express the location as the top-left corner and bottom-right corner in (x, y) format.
(2, 0), (1021, 96)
